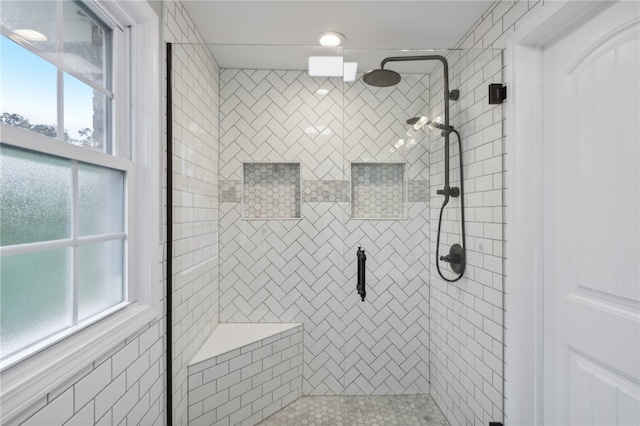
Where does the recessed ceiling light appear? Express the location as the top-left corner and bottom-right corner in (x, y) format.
(14, 29), (47, 41)
(318, 32), (345, 47)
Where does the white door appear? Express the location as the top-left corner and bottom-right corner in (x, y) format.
(543, 2), (640, 425)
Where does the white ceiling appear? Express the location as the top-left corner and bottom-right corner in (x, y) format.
(182, 1), (495, 71)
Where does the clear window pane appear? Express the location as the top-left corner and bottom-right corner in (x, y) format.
(64, 73), (109, 152)
(78, 163), (124, 236)
(0, 248), (72, 359)
(0, 36), (58, 138)
(0, 1), (58, 54)
(62, 0), (110, 88)
(78, 240), (124, 322)
(0, 145), (72, 246)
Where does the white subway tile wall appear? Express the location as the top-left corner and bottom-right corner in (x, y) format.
(187, 326), (303, 425)
(15, 323), (165, 426)
(342, 200), (430, 395)
(428, 0), (544, 425)
(219, 70), (431, 396)
(219, 201), (348, 395)
(168, 6), (221, 424)
(170, 42), (220, 425)
(340, 75), (431, 396)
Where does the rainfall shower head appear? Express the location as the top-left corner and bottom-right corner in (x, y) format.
(362, 68), (401, 87)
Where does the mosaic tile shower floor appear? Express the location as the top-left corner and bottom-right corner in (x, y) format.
(257, 395), (449, 426)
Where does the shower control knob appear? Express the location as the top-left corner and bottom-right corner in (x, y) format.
(440, 244), (466, 274)
(440, 253), (461, 263)
(450, 187), (460, 197)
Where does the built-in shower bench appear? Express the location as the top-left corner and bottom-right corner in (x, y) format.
(187, 323), (303, 426)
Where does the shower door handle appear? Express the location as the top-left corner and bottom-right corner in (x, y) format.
(357, 247), (366, 302)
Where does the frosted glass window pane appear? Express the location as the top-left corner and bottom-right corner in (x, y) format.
(64, 73), (109, 153)
(78, 240), (124, 321)
(62, 0), (109, 88)
(0, 248), (72, 359)
(1, 36), (58, 138)
(0, 1), (58, 54)
(78, 163), (124, 236)
(0, 145), (72, 246)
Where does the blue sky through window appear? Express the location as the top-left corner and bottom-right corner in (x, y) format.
(1, 35), (95, 139)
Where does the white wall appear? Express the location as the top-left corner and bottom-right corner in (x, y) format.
(428, 0), (544, 424)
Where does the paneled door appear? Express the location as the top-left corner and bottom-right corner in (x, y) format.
(542, 2), (640, 424)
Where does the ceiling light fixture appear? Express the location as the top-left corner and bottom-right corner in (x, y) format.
(318, 32), (345, 47)
(14, 29), (47, 42)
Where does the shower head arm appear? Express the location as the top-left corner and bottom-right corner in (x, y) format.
(379, 55), (451, 127)
(381, 55), (453, 190)
(380, 55), (448, 68)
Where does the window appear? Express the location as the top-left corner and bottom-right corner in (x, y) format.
(0, 0), (159, 420)
(0, 5), (163, 424)
(1, 0), (113, 152)
(0, 0), (131, 366)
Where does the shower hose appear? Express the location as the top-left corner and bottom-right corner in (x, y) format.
(435, 129), (466, 282)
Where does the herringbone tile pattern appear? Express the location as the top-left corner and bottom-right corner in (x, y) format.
(219, 69), (431, 396)
(219, 202), (347, 395)
(342, 76), (431, 394)
(220, 70), (344, 181)
(344, 75), (431, 181)
(343, 202), (430, 394)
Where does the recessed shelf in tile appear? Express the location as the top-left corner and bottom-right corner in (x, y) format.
(350, 162), (407, 219)
(243, 162), (301, 219)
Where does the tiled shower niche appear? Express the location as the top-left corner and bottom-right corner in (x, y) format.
(243, 162), (301, 219)
(350, 162), (407, 219)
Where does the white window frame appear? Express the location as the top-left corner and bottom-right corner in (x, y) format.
(0, 1), (161, 423)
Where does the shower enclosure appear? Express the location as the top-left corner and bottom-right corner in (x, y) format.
(168, 43), (504, 425)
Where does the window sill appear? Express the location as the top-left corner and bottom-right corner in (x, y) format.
(0, 303), (159, 424)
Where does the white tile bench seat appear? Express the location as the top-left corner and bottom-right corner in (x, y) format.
(187, 323), (303, 426)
